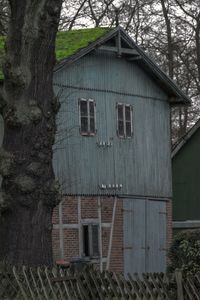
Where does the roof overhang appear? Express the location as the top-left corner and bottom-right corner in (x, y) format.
(54, 26), (191, 106)
(172, 118), (200, 158)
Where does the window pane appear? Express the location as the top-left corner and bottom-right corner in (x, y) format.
(118, 120), (124, 136)
(80, 100), (88, 116)
(81, 117), (88, 133)
(118, 105), (123, 120)
(89, 101), (94, 116)
(90, 117), (95, 133)
(125, 106), (131, 121)
(126, 121), (132, 137)
(83, 225), (89, 256)
(92, 225), (99, 256)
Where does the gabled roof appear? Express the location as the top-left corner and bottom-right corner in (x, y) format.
(172, 118), (200, 158)
(0, 26), (190, 105)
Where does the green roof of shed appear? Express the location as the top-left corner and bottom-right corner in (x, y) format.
(0, 27), (111, 80)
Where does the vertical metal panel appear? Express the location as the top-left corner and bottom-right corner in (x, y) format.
(123, 198), (146, 274)
(146, 200), (166, 272)
(123, 198), (167, 275)
(53, 52), (172, 197)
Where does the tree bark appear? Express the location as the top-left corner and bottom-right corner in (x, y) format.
(0, 0), (62, 266)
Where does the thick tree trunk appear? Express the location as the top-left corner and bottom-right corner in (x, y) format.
(0, 0), (62, 266)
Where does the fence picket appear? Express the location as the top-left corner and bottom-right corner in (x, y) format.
(2, 265), (200, 299)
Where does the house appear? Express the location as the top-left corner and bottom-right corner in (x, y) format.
(51, 27), (190, 274)
(0, 27), (190, 274)
(172, 119), (200, 232)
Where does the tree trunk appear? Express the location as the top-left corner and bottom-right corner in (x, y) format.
(0, 0), (62, 266)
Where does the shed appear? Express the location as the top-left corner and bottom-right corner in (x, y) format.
(172, 119), (200, 232)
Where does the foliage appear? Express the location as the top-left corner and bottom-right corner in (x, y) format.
(0, 27), (110, 80)
(168, 229), (200, 276)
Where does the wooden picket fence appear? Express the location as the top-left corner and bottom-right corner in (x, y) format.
(0, 264), (200, 299)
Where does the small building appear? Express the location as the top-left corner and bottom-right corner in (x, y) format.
(51, 27), (190, 274)
(172, 119), (200, 232)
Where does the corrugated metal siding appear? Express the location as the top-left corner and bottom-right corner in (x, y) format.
(123, 198), (166, 274)
(146, 200), (166, 272)
(53, 52), (172, 197)
(123, 198), (146, 274)
(54, 52), (168, 100)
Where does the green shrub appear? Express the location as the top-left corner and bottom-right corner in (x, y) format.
(168, 229), (200, 276)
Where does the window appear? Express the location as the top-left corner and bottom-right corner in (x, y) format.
(117, 103), (133, 138)
(79, 98), (96, 135)
(82, 224), (99, 258)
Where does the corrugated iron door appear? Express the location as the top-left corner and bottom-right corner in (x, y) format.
(146, 200), (167, 273)
(123, 198), (146, 274)
(123, 198), (166, 275)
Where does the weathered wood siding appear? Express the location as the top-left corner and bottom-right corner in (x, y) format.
(53, 52), (172, 197)
(173, 128), (200, 221)
(123, 198), (166, 274)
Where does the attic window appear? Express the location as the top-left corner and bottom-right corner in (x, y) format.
(117, 103), (133, 138)
(79, 98), (96, 136)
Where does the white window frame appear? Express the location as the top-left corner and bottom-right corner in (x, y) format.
(116, 103), (133, 138)
(79, 98), (96, 136)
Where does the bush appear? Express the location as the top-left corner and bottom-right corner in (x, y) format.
(168, 229), (200, 276)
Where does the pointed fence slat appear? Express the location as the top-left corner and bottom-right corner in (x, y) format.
(3, 265), (200, 299)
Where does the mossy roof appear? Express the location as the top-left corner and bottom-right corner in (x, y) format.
(0, 27), (111, 80)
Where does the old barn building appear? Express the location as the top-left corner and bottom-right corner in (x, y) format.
(0, 27), (190, 274)
(51, 27), (190, 274)
(172, 119), (200, 232)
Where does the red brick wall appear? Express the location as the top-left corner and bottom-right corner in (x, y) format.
(52, 196), (124, 272)
(52, 196), (172, 273)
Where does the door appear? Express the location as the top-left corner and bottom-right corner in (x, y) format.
(146, 200), (167, 272)
(123, 198), (167, 275)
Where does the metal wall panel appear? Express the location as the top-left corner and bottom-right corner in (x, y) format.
(53, 52), (172, 197)
(123, 198), (166, 275)
(146, 200), (166, 272)
(123, 198), (146, 274)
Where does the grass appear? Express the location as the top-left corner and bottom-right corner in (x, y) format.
(0, 27), (111, 80)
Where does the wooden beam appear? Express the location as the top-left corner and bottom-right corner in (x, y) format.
(78, 196), (82, 257)
(127, 56), (142, 61)
(106, 196), (117, 270)
(58, 201), (64, 259)
(98, 197), (103, 272)
(98, 45), (139, 56)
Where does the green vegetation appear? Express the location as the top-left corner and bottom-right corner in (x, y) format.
(168, 229), (200, 276)
(0, 28), (111, 80)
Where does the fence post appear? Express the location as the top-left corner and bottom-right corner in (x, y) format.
(175, 270), (184, 300)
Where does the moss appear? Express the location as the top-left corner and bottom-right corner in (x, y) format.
(0, 27), (111, 80)
(55, 27), (111, 61)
